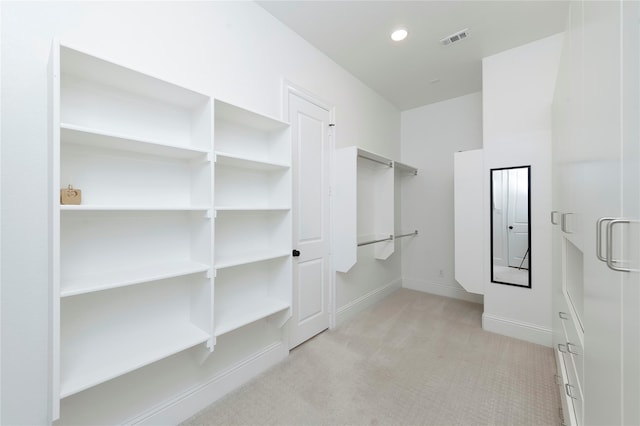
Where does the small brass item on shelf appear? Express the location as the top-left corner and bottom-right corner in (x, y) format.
(60, 184), (82, 205)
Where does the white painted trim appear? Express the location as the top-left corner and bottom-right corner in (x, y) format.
(282, 79), (334, 113)
(482, 312), (553, 347)
(402, 278), (484, 304)
(129, 342), (288, 425)
(335, 278), (402, 326)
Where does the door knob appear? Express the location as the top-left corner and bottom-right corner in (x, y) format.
(292, 249), (300, 257)
(508, 226), (513, 230)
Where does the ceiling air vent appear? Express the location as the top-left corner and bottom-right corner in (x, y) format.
(440, 28), (469, 46)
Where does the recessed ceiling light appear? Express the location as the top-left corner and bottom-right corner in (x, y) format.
(391, 29), (408, 42)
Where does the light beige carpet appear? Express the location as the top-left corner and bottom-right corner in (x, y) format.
(183, 289), (560, 425)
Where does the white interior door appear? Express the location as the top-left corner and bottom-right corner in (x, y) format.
(491, 171), (508, 267)
(288, 91), (331, 349)
(507, 168), (529, 268)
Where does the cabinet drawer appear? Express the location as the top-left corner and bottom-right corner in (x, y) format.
(555, 348), (578, 426)
(561, 311), (584, 391)
(561, 343), (584, 426)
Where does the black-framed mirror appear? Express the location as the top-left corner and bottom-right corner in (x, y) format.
(490, 166), (531, 288)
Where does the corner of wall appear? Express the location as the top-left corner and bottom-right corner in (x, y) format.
(482, 312), (553, 347)
(335, 277), (402, 326)
(402, 278), (484, 304)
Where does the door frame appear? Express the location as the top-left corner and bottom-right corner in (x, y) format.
(282, 79), (337, 330)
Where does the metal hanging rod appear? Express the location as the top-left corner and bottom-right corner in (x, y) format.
(394, 230), (418, 239)
(357, 153), (393, 168)
(357, 235), (394, 247)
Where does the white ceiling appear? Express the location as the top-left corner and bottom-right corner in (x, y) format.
(258, 1), (569, 110)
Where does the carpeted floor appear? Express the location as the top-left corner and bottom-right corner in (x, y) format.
(182, 289), (560, 425)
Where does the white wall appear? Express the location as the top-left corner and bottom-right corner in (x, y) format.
(481, 34), (563, 346)
(0, 2), (400, 424)
(400, 93), (484, 303)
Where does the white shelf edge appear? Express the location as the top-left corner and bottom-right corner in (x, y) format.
(60, 324), (209, 398)
(60, 205), (211, 212)
(214, 206), (291, 212)
(61, 123), (210, 159)
(60, 260), (211, 298)
(215, 151), (289, 170)
(214, 299), (290, 337)
(214, 251), (290, 270)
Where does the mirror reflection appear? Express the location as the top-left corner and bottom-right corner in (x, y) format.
(490, 166), (531, 287)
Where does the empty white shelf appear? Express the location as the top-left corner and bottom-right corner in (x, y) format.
(61, 260), (211, 297)
(215, 297), (289, 337)
(60, 45), (208, 109)
(60, 205), (211, 212)
(214, 206), (290, 212)
(60, 322), (209, 398)
(215, 251), (290, 270)
(61, 123), (210, 159)
(215, 152), (289, 170)
(215, 100), (289, 132)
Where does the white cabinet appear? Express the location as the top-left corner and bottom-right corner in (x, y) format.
(551, 1), (640, 425)
(334, 147), (420, 273)
(50, 43), (214, 417)
(213, 100), (292, 337)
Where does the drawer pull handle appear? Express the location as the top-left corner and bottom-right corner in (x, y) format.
(551, 211), (560, 225)
(567, 342), (580, 355)
(558, 343), (567, 353)
(558, 311), (568, 320)
(565, 383), (578, 400)
(561, 213), (573, 234)
(606, 219), (640, 272)
(596, 217), (616, 262)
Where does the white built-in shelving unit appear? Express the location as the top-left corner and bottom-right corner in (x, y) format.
(213, 100), (292, 337)
(334, 147), (417, 273)
(50, 42), (215, 418)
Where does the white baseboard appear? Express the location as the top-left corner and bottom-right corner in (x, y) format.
(335, 278), (402, 326)
(402, 278), (483, 304)
(482, 313), (553, 347)
(130, 342), (288, 425)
